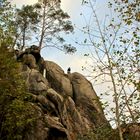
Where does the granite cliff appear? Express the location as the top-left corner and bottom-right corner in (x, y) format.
(14, 47), (140, 140)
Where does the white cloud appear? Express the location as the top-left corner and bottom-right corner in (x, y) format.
(11, 0), (38, 6)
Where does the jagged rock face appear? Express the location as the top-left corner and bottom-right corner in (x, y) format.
(19, 50), (110, 140)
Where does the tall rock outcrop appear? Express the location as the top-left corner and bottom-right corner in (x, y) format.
(16, 48), (140, 140)
(17, 48), (111, 140)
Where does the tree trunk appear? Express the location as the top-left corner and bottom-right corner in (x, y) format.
(21, 27), (26, 51)
(39, 4), (46, 51)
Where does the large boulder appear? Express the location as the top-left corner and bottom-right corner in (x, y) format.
(22, 54), (37, 69)
(15, 50), (112, 139)
(43, 61), (73, 97)
(68, 72), (110, 128)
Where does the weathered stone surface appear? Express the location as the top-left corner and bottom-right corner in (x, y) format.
(44, 61), (73, 97)
(17, 53), (37, 69)
(68, 72), (110, 128)
(16, 49), (112, 140)
(62, 97), (91, 138)
(25, 89), (91, 140)
(22, 69), (49, 93)
(17, 46), (41, 64)
(68, 72), (101, 110)
(44, 115), (68, 140)
(36, 94), (56, 114)
(19, 60), (110, 139)
(11, 45), (139, 140)
(17, 49), (112, 140)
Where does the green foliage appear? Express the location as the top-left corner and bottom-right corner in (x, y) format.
(0, 0), (76, 53)
(80, 1), (139, 139)
(34, 0), (76, 53)
(107, 0), (140, 123)
(8, 0), (76, 53)
(16, 5), (40, 50)
(0, 3), (40, 136)
(2, 100), (37, 140)
(111, 0), (140, 23)
(0, 0), (16, 47)
(77, 131), (97, 140)
(0, 44), (37, 140)
(110, 0), (140, 92)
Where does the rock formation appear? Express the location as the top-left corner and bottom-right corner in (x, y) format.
(16, 47), (140, 140)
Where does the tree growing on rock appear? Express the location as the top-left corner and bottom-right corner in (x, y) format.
(0, 0), (16, 48)
(14, 0), (76, 53)
(0, 42), (38, 140)
(34, 0), (76, 53)
(16, 5), (40, 50)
